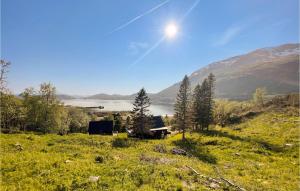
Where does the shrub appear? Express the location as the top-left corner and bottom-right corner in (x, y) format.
(95, 155), (104, 163)
(112, 138), (131, 148)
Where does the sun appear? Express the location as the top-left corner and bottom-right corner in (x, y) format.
(164, 23), (178, 39)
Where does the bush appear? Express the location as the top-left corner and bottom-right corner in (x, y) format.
(112, 138), (132, 148)
(214, 99), (253, 126)
(95, 155), (104, 163)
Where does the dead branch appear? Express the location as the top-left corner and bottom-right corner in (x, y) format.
(213, 166), (246, 191)
(186, 165), (221, 184)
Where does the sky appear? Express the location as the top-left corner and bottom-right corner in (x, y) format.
(1, 0), (299, 95)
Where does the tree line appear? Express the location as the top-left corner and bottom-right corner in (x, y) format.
(2, 59), (296, 137)
(0, 60), (92, 134)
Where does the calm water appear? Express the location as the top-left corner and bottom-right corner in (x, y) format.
(62, 99), (174, 116)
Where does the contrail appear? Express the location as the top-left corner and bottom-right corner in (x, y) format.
(129, 36), (166, 68)
(129, 0), (201, 67)
(179, 0), (201, 23)
(108, 0), (171, 35)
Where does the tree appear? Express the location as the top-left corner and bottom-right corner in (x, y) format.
(253, 87), (266, 107)
(206, 73), (216, 130)
(191, 84), (204, 131)
(21, 83), (70, 134)
(0, 94), (25, 132)
(131, 88), (151, 138)
(113, 113), (122, 132)
(67, 107), (90, 133)
(0, 61), (26, 132)
(38, 83), (59, 133)
(0, 60), (11, 93)
(21, 87), (40, 131)
(174, 75), (191, 140)
(125, 116), (131, 130)
(199, 79), (210, 130)
(191, 73), (216, 131)
(163, 114), (170, 126)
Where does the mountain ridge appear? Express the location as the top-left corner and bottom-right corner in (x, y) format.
(58, 43), (299, 103)
(154, 43), (299, 102)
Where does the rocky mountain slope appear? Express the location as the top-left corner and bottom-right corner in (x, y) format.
(154, 43), (299, 102)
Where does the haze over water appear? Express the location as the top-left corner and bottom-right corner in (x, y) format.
(62, 99), (174, 116)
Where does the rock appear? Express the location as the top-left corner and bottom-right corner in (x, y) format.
(153, 144), (167, 153)
(65, 160), (72, 163)
(209, 182), (220, 189)
(159, 158), (175, 164)
(171, 148), (187, 155)
(235, 152), (240, 156)
(88, 176), (99, 182)
(285, 143), (293, 147)
(15, 143), (23, 151)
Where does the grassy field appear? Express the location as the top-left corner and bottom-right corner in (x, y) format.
(1, 111), (299, 191)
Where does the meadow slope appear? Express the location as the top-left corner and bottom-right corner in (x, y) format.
(1, 111), (299, 191)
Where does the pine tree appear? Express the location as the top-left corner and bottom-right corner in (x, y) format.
(191, 84), (202, 131)
(206, 73), (216, 130)
(131, 88), (151, 138)
(174, 75), (191, 140)
(200, 78), (210, 131)
(192, 73), (216, 131)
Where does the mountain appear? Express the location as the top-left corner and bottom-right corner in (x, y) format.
(56, 94), (77, 100)
(85, 93), (134, 100)
(154, 43), (299, 102)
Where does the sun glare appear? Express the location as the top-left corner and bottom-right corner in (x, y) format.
(165, 23), (178, 39)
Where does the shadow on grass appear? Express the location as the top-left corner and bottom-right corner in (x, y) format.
(112, 137), (137, 148)
(172, 138), (217, 164)
(201, 130), (284, 152)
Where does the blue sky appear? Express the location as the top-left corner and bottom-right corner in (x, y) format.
(1, 0), (299, 95)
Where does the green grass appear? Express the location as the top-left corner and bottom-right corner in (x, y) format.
(1, 111), (299, 191)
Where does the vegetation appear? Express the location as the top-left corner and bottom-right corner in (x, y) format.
(192, 73), (216, 131)
(1, 62), (299, 190)
(253, 87), (267, 107)
(1, 110), (299, 190)
(131, 88), (152, 138)
(174, 75), (191, 140)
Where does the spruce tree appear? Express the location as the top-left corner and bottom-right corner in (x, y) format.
(174, 75), (191, 140)
(200, 78), (210, 130)
(206, 73), (216, 130)
(193, 73), (216, 131)
(131, 88), (151, 138)
(192, 84), (202, 131)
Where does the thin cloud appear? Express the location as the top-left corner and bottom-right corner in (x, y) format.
(108, 0), (171, 35)
(128, 42), (149, 55)
(129, 37), (165, 67)
(214, 25), (244, 46)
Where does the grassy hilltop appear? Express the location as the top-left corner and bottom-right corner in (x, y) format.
(1, 111), (299, 191)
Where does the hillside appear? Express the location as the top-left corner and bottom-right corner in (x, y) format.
(155, 43), (299, 102)
(1, 110), (299, 190)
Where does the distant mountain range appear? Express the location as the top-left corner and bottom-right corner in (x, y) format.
(59, 43), (299, 103)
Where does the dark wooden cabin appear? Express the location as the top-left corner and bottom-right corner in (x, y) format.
(149, 116), (170, 138)
(127, 116), (170, 139)
(88, 120), (114, 135)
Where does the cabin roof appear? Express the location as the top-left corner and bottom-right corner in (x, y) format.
(149, 126), (170, 131)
